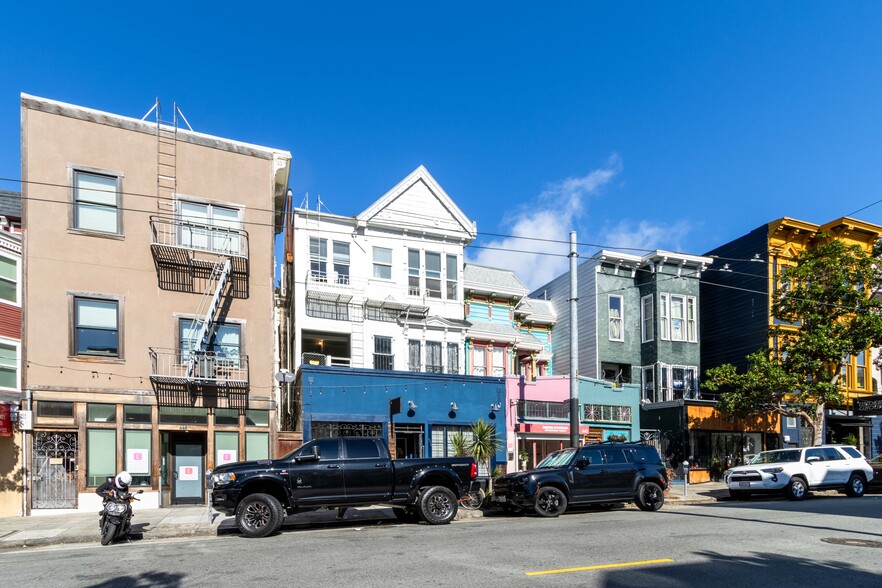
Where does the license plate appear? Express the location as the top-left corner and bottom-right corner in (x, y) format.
(739, 482), (750, 488)
(496, 495), (507, 503)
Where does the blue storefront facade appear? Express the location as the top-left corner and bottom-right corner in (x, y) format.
(294, 365), (507, 474)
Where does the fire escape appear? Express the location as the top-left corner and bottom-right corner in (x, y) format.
(144, 100), (250, 409)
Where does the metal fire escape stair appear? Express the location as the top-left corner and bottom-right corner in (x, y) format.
(186, 256), (232, 379)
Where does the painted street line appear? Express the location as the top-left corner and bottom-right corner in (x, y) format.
(526, 558), (674, 576)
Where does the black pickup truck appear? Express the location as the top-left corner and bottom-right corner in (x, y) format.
(210, 437), (477, 537)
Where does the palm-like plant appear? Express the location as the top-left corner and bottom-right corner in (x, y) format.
(450, 431), (469, 457)
(468, 419), (502, 489)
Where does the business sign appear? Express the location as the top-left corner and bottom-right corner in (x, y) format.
(0, 404), (12, 437)
(18, 409), (31, 431)
(522, 423), (591, 435)
(179, 465), (199, 481)
(216, 449), (237, 466)
(126, 448), (150, 474)
(854, 396), (882, 415)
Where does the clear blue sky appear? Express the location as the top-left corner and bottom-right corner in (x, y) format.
(4, 2), (882, 288)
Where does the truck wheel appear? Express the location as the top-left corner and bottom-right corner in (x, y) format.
(844, 474), (865, 497)
(635, 482), (665, 511)
(418, 486), (457, 525)
(784, 477), (808, 501)
(394, 507), (422, 523)
(534, 487), (567, 517)
(236, 493), (285, 538)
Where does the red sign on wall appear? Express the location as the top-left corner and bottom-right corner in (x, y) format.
(522, 423), (591, 435)
(0, 404), (12, 437)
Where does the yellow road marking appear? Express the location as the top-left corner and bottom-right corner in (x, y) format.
(526, 558), (674, 576)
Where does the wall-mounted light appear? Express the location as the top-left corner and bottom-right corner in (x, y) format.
(450, 402), (459, 411)
(408, 400), (418, 410)
(274, 369), (295, 384)
(490, 403), (501, 411)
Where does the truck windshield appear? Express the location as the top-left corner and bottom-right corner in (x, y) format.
(748, 449), (802, 464)
(535, 448), (577, 469)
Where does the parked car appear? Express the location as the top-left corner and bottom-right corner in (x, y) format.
(724, 445), (873, 501)
(492, 442), (668, 517)
(210, 437), (476, 537)
(868, 454), (882, 490)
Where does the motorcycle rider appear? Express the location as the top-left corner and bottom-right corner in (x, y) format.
(96, 471), (132, 500)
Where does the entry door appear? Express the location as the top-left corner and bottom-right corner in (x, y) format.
(172, 435), (205, 504)
(32, 431), (78, 509)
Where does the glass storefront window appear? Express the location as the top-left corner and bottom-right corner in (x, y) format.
(124, 430), (151, 486)
(124, 405), (152, 424)
(87, 429), (116, 487)
(38, 401), (74, 418)
(158, 407), (208, 425)
(245, 432), (269, 461)
(244, 410), (268, 427)
(215, 431), (239, 466)
(87, 403), (116, 423)
(215, 408), (239, 426)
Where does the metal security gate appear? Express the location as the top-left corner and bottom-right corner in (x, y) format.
(32, 431), (78, 509)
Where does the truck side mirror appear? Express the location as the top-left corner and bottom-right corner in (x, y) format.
(576, 458), (589, 469)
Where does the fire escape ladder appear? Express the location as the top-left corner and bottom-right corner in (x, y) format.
(186, 257), (232, 379)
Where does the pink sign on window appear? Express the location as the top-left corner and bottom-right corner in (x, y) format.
(178, 465), (199, 481)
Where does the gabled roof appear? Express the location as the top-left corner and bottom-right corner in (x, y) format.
(0, 190), (21, 219)
(467, 320), (545, 349)
(357, 166), (477, 241)
(515, 298), (556, 323)
(463, 264), (529, 298)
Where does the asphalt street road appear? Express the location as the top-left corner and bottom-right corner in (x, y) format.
(2, 495), (881, 587)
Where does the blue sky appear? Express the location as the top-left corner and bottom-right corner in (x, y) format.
(4, 2), (882, 288)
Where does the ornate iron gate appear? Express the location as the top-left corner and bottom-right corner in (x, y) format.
(32, 431), (78, 509)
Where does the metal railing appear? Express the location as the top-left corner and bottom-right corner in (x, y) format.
(149, 348), (249, 384)
(150, 215), (249, 258)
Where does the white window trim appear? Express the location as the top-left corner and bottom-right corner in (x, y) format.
(687, 296), (697, 343)
(0, 250), (21, 308)
(608, 295), (624, 342)
(372, 247), (393, 281)
(669, 294), (686, 342)
(659, 293), (669, 341)
(0, 336), (20, 392)
(641, 294), (653, 343)
(641, 365), (655, 403)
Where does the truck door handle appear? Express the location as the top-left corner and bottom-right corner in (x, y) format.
(374, 463), (387, 468)
(327, 465), (340, 469)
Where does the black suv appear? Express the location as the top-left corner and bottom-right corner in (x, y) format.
(492, 443), (668, 517)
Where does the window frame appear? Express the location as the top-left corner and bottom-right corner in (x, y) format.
(0, 337), (19, 391)
(659, 293), (669, 340)
(176, 198), (243, 254)
(178, 317), (243, 360)
(426, 341), (443, 373)
(70, 293), (124, 360)
(332, 241), (350, 285)
(408, 248), (421, 296)
(425, 251), (442, 299)
(640, 294), (653, 343)
(372, 247), (393, 280)
(0, 251), (20, 306)
(670, 294), (686, 341)
(68, 166), (124, 237)
(608, 295), (624, 342)
(446, 254), (458, 300)
(373, 335), (394, 370)
(309, 237), (328, 281)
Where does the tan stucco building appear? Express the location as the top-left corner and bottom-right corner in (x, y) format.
(21, 95), (290, 512)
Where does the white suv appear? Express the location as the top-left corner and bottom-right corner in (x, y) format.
(725, 445), (873, 501)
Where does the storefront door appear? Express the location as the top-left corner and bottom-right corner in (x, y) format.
(171, 433), (205, 505)
(31, 431), (78, 509)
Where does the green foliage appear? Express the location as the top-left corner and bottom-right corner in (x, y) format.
(468, 419), (502, 468)
(704, 234), (882, 443)
(450, 432), (468, 457)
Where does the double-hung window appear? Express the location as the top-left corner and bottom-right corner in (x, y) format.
(73, 296), (121, 358)
(73, 170), (121, 235)
(642, 366), (656, 403)
(472, 346), (486, 376)
(0, 341), (19, 390)
(491, 347), (505, 376)
(608, 295), (624, 341)
(309, 238), (327, 281)
(426, 341), (443, 373)
(373, 247), (392, 280)
(659, 294), (669, 340)
(446, 255), (458, 300)
(0, 254), (18, 304)
(179, 319), (242, 362)
(670, 295), (686, 341)
(425, 252), (442, 298)
(408, 249), (421, 296)
(332, 241), (349, 284)
(447, 343), (459, 374)
(179, 201), (241, 254)
(641, 295), (653, 342)
(408, 340), (421, 372)
(373, 336), (393, 370)
(687, 297), (697, 342)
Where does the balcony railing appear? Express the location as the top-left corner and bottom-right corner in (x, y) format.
(301, 353), (351, 367)
(150, 215), (249, 258)
(149, 348), (249, 386)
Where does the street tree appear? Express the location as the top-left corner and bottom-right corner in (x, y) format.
(704, 234), (882, 445)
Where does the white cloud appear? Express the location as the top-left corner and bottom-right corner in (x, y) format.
(597, 219), (691, 253)
(467, 156), (622, 290)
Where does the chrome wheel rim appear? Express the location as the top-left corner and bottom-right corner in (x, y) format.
(792, 480), (806, 498)
(852, 478), (864, 494)
(427, 492), (452, 518)
(243, 502), (271, 529)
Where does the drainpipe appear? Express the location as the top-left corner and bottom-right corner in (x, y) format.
(22, 388), (31, 517)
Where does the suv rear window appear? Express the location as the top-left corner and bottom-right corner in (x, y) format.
(630, 446), (661, 464)
(840, 446), (863, 459)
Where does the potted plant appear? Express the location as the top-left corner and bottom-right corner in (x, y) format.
(518, 450), (529, 470)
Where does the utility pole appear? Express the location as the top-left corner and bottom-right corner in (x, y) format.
(569, 231), (580, 448)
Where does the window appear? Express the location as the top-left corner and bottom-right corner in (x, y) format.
(158, 407), (208, 424)
(364, 305), (399, 322)
(37, 401), (74, 418)
(373, 336), (393, 370)
(687, 297), (697, 342)
(88, 429), (117, 486)
(74, 297), (120, 357)
(0, 342), (18, 389)
(178, 201), (241, 253)
(215, 408), (239, 426)
(179, 319), (241, 361)
(124, 430), (151, 486)
(446, 255), (458, 300)
(332, 241), (350, 284)
(856, 353), (866, 389)
(642, 366), (656, 403)
(426, 341), (442, 373)
(583, 404), (632, 423)
(245, 432), (269, 461)
(372, 247), (392, 280)
(408, 340), (421, 371)
(447, 343), (459, 374)
(303, 438), (340, 460)
(425, 252), (442, 298)
(87, 403), (116, 423)
(659, 293), (669, 340)
(840, 355), (849, 388)
(608, 295), (623, 341)
(785, 416), (797, 429)
(660, 366), (670, 400)
(641, 295), (653, 342)
(670, 295), (685, 341)
(408, 249), (421, 296)
(124, 405), (152, 424)
(472, 346), (486, 376)
(491, 347), (505, 376)
(821, 447), (844, 461)
(215, 431), (239, 465)
(73, 170), (120, 234)
(344, 438), (381, 459)
(245, 410), (269, 426)
(309, 237), (327, 280)
(0, 255), (18, 304)
(670, 366), (697, 400)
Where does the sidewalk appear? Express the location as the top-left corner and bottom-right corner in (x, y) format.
(0, 482), (730, 551)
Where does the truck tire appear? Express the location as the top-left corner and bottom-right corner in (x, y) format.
(844, 473), (865, 497)
(418, 486), (457, 525)
(784, 476), (808, 501)
(534, 487), (567, 517)
(236, 493), (285, 538)
(635, 481), (665, 511)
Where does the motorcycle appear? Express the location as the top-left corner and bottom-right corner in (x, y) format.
(99, 489), (143, 546)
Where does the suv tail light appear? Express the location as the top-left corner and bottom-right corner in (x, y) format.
(470, 462), (478, 480)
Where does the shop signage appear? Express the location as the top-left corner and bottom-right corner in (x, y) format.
(179, 465), (199, 481)
(0, 404), (11, 437)
(854, 396), (882, 415)
(217, 449), (237, 466)
(126, 448), (150, 474)
(522, 423), (591, 435)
